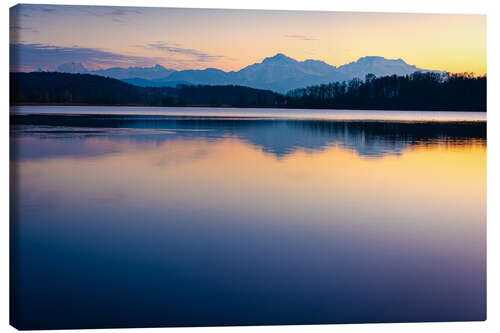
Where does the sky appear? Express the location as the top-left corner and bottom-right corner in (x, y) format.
(9, 4), (486, 74)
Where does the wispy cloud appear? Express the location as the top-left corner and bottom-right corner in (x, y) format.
(11, 4), (57, 18)
(284, 34), (318, 41)
(140, 41), (224, 63)
(11, 4), (142, 22)
(10, 43), (163, 71)
(9, 25), (38, 33)
(73, 6), (143, 23)
(76, 6), (142, 16)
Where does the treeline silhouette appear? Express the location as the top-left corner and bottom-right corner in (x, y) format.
(287, 72), (486, 111)
(11, 71), (486, 111)
(10, 72), (284, 107)
(175, 84), (284, 107)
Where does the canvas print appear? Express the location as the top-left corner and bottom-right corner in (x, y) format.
(9, 4), (486, 330)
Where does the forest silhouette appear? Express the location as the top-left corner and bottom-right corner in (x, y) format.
(10, 71), (486, 111)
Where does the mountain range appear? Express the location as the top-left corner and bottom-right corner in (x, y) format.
(55, 54), (439, 93)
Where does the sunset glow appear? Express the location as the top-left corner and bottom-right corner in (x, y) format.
(10, 4), (486, 74)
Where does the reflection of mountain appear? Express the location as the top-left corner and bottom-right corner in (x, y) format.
(11, 114), (486, 159)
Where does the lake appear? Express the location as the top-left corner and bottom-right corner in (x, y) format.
(10, 106), (486, 329)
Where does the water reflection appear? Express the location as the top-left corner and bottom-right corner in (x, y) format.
(10, 114), (486, 159)
(10, 113), (486, 329)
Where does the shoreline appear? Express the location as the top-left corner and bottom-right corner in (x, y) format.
(9, 103), (487, 113)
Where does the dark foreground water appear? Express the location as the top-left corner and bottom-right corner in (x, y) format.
(10, 107), (486, 329)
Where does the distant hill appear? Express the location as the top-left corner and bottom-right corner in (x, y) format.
(10, 72), (284, 107)
(11, 72), (150, 105)
(120, 78), (191, 88)
(91, 64), (176, 80)
(55, 63), (176, 80)
(52, 54), (440, 93)
(55, 62), (88, 74)
(10, 71), (485, 111)
(336, 56), (436, 78)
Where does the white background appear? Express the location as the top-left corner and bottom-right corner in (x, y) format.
(1, 0), (498, 332)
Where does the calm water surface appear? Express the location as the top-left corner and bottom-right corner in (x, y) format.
(12, 105), (486, 121)
(10, 106), (486, 329)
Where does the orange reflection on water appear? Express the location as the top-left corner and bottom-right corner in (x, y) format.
(16, 136), (485, 256)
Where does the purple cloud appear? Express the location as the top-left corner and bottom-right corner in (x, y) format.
(141, 41), (224, 63)
(10, 43), (164, 72)
(11, 4), (142, 19)
(9, 25), (39, 34)
(284, 34), (318, 41)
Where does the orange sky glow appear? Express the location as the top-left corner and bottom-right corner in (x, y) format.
(10, 5), (486, 74)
